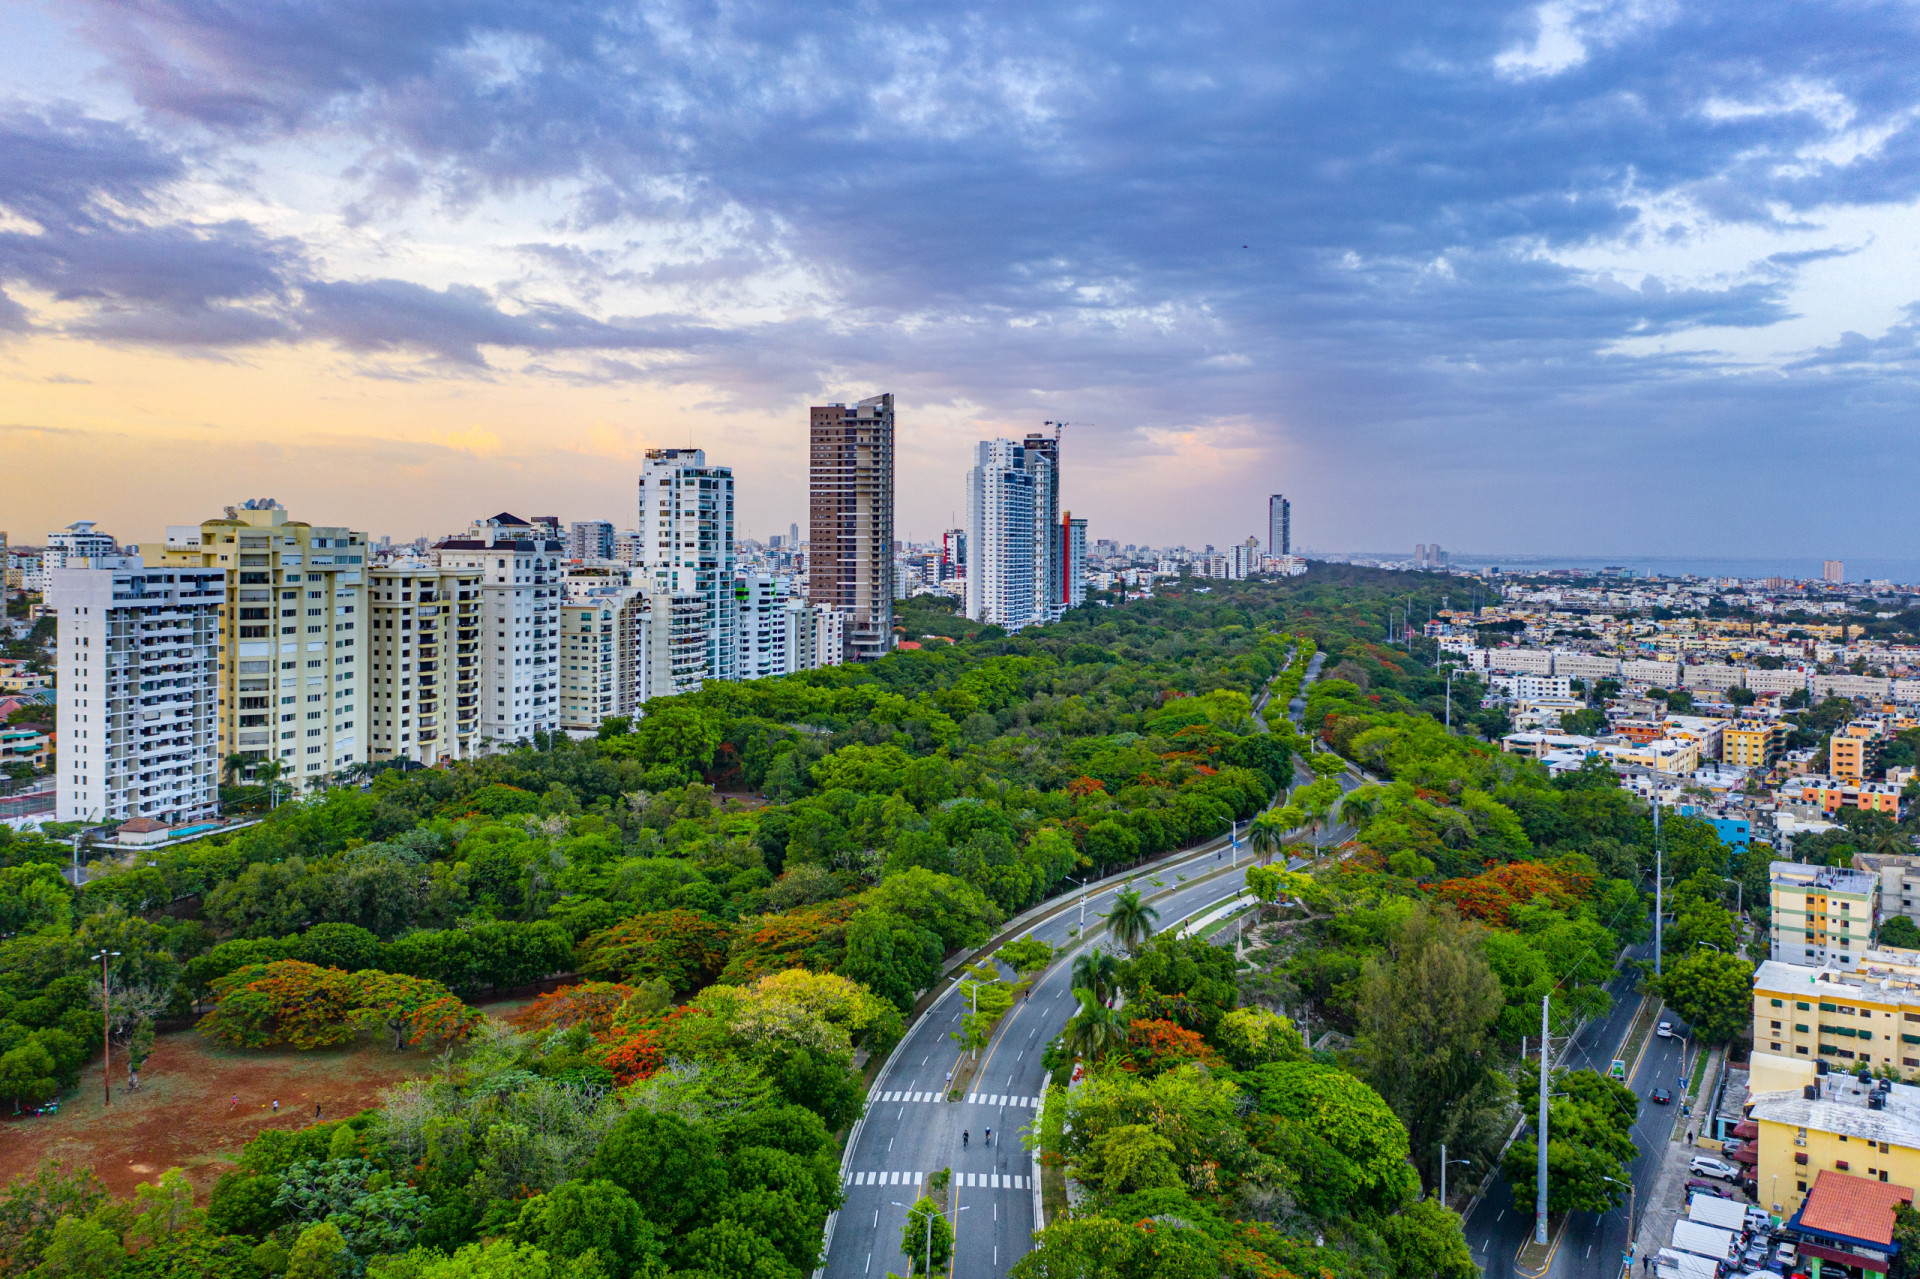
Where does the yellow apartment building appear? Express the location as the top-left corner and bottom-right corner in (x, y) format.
(1726, 720), (1790, 769)
(141, 501), (367, 792)
(1749, 1049), (1920, 1223)
(1770, 866), (1882, 970)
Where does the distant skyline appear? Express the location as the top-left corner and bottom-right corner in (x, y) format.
(5, 2), (1920, 554)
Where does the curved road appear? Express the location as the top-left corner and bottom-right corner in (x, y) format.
(820, 647), (1335, 1279)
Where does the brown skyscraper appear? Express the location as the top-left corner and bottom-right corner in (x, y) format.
(809, 393), (895, 662)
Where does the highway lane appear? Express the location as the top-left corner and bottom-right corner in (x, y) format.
(1462, 956), (1690, 1279)
(823, 856), (1272, 1279)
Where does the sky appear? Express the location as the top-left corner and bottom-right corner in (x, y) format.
(2, 0), (1919, 556)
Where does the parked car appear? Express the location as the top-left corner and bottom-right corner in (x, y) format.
(1691, 1155), (1741, 1181)
(1723, 1137), (1746, 1153)
(1746, 1208), (1774, 1231)
(1651, 1086), (1673, 1104)
(1775, 1243), (1799, 1270)
(1688, 1178), (1738, 1200)
(1743, 1244), (1770, 1268)
(1658, 1021), (1675, 1038)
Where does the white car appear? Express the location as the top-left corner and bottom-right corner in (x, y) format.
(1776, 1244), (1799, 1269)
(1690, 1155), (1740, 1181)
(1658, 1021), (1675, 1038)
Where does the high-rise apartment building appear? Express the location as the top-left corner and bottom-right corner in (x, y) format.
(637, 448), (735, 686)
(1062, 515), (1087, 609)
(51, 557), (224, 825)
(146, 501), (367, 790)
(809, 394), (895, 662)
(736, 574), (790, 680)
(432, 513), (565, 748)
(568, 520), (616, 563)
(557, 589), (622, 733)
(1024, 429), (1062, 618)
(966, 438), (1054, 631)
(366, 563), (483, 764)
(1824, 560), (1846, 583)
(941, 528), (966, 582)
(1268, 496), (1290, 556)
(611, 530), (644, 565)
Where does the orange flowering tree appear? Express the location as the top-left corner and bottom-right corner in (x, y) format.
(197, 961), (359, 1049)
(717, 897), (860, 985)
(1121, 1017), (1222, 1077)
(576, 909), (733, 993)
(508, 981), (635, 1036)
(197, 960), (480, 1052)
(1429, 860), (1592, 928)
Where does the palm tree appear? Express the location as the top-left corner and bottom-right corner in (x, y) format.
(1250, 806), (1306, 865)
(1062, 987), (1125, 1063)
(1103, 889), (1159, 955)
(254, 759), (286, 809)
(222, 753), (251, 786)
(1071, 948), (1121, 1007)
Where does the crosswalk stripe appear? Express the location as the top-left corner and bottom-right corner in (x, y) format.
(967, 1092), (978, 1104)
(915, 1171), (923, 1185)
(991, 1174), (1001, 1188)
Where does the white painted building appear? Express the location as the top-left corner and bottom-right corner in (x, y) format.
(367, 562), (484, 764)
(966, 439), (1054, 631)
(736, 574), (789, 680)
(637, 449), (735, 685)
(433, 514), (565, 749)
(51, 557), (224, 826)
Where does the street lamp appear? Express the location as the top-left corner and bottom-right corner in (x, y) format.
(90, 950), (121, 1107)
(891, 1200), (970, 1276)
(1603, 1175), (1637, 1251)
(1438, 1142), (1471, 1208)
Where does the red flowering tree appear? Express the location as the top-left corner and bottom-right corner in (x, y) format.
(577, 909), (733, 993)
(508, 981), (635, 1035)
(1121, 1018), (1222, 1077)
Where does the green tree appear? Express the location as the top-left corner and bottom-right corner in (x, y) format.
(1244, 1061), (1421, 1212)
(1103, 889), (1159, 954)
(839, 909), (942, 1013)
(33, 1216), (122, 1279)
(513, 1179), (663, 1279)
(1069, 949), (1120, 1007)
(1062, 988), (1126, 1064)
(1502, 1065), (1637, 1215)
(1382, 1199), (1478, 1279)
(1296, 778), (1344, 854)
(0, 1159), (109, 1276)
(900, 1197), (953, 1275)
(1882, 915), (1920, 950)
(588, 1111), (727, 1236)
(286, 1222), (354, 1279)
(1652, 951), (1755, 1044)
(1251, 806), (1305, 865)
(1011, 1215), (1220, 1279)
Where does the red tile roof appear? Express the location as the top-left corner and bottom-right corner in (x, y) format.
(1798, 1170), (1914, 1245)
(115, 817), (170, 834)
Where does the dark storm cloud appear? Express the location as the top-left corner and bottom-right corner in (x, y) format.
(11, 0), (1920, 547)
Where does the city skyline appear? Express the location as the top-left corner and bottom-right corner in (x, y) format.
(6, 4), (1920, 555)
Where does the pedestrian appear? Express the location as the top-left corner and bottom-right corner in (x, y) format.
(272, 1099), (279, 1114)
(316, 1102), (323, 1119)
(963, 1131), (969, 1147)
(230, 1094), (238, 1110)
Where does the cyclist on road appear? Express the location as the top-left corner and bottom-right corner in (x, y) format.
(963, 1131), (969, 1148)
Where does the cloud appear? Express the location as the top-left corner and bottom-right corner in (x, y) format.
(4, 0), (1920, 550)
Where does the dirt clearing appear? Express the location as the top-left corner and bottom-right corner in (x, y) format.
(0, 1029), (444, 1201)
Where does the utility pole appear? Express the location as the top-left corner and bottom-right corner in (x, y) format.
(92, 949), (120, 1107)
(1535, 994), (1550, 1246)
(1654, 800), (1664, 978)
